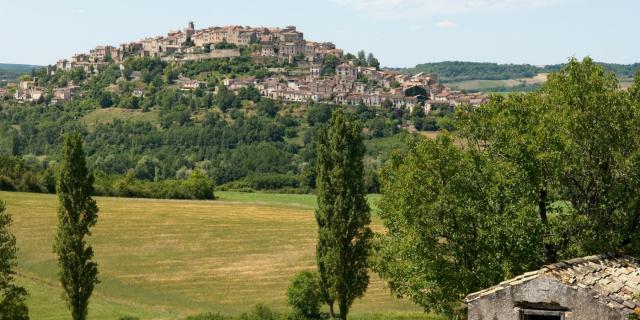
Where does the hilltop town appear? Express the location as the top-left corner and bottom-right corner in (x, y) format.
(1, 22), (487, 113)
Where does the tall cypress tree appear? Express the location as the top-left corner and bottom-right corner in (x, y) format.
(315, 110), (372, 320)
(54, 132), (99, 320)
(0, 200), (29, 320)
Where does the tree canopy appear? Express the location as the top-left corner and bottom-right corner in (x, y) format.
(374, 58), (640, 316)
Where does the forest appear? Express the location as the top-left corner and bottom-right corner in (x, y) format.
(402, 60), (640, 82)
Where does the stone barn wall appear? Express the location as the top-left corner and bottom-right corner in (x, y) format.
(467, 275), (626, 320)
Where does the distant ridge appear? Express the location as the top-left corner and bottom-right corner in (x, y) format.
(0, 63), (44, 81)
(400, 61), (640, 82)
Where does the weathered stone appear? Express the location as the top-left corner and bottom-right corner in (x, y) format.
(466, 254), (640, 320)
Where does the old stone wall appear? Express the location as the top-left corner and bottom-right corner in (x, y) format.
(467, 276), (625, 320)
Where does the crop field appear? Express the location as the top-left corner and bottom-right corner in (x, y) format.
(447, 73), (548, 91)
(2, 191), (432, 320)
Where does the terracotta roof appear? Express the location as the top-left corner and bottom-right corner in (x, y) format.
(465, 254), (640, 314)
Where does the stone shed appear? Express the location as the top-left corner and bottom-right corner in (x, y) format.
(465, 254), (640, 320)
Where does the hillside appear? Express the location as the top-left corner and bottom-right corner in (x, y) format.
(0, 63), (42, 81)
(0, 49), (438, 200)
(4, 191), (437, 320)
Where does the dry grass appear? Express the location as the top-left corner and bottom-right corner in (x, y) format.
(2, 191), (423, 320)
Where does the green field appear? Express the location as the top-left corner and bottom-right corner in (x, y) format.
(2, 191), (433, 320)
(446, 73), (548, 92)
(82, 108), (160, 129)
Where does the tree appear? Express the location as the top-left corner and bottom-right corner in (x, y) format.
(306, 104), (332, 126)
(256, 99), (279, 118)
(287, 271), (323, 319)
(54, 132), (99, 320)
(459, 57), (640, 258)
(366, 53), (380, 70)
(315, 110), (372, 320)
(0, 201), (29, 320)
(322, 55), (340, 76)
(373, 58), (640, 316)
(215, 85), (239, 112)
(186, 170), (215, 200)
(373, 134), (544, 316)
(356, 50), (366, 67)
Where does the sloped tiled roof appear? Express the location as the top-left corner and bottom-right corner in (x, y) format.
(465, 254), (640, 315)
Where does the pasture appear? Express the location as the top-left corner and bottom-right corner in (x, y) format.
(2, 191), (431, 320)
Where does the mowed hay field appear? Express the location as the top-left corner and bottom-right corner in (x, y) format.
(2, 191), (428, 320)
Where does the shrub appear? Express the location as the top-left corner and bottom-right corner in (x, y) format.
(287, 271), (323, 319)
(184, 313), (230, 320)
(240, 304), (281, 320)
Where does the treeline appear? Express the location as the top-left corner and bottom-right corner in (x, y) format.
(402, 60), (640, 82)
(402, 61), (539, 82)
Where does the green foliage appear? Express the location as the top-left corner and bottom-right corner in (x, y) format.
(321, 55), (340, 76)
(239, 304), (281, 320)
(404, 61), (539, 82)
(54, 132), (99, 320)
(219, 173), (301, 192)
(257, 99), (280, 117)
(216, 85), (241, 111)
(214, 41), (238, 50)
(186, 170), (215, 200)
(373, 134), (544, 316)
(374, 57), (640, 316)
(0, 200), (29, 320)
(315, 110), (372, 319)
(287, 271), (324, 319)
(307, 104), (333, 126)
(183, 313), (230, 320)
(404, 61), (640, 83)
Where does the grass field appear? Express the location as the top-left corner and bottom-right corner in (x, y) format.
(447, 73), (548, 92)
(2, 191), (434, 320)
(82, 108), (160, 129)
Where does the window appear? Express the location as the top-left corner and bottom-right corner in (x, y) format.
(520, 309), (564, 320)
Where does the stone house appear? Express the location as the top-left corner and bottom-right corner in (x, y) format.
(278, 41), (306, 57)
(51, 87), (75, 104)
(309, 64), (322, 78)
(466, 254), (640, 320)
(56, 59), (71, 71)
(181, 80), (205, 90)
(336, 63), (357, 78)
(0, 88), (7, 98)
(132, 88), (146, 98)
(89, 45), (114, 61)
(261, 45), (276, 57)
(71, 53), (89, 63)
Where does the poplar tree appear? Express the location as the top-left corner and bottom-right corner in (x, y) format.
(54, 132), (99, 320)
(315, 110), (372, 320)
(0, 201), (29, 320)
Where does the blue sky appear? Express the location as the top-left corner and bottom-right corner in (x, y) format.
(1, 0), (639, 67)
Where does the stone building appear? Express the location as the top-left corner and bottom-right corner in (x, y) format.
(465, 254), (640, 320)
(89, 45), (114, 61)
(336, 63), (357, 78)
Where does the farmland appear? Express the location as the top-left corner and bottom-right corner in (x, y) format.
(2, 191), (432, 320)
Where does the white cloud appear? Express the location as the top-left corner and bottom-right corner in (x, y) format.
(435, 20), (457, 28)
(331, 0), (561, 20)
